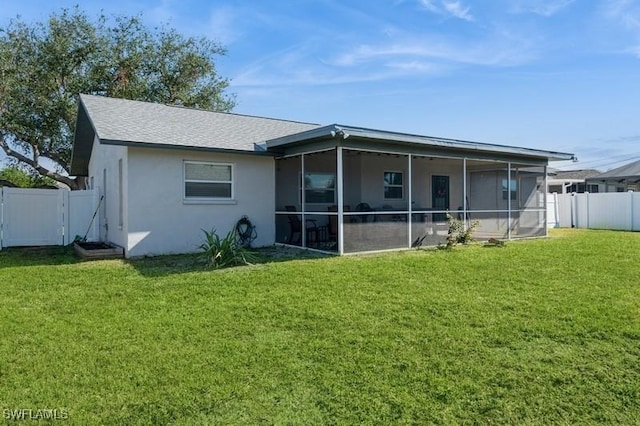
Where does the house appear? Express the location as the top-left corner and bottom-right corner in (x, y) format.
(586, 159), (640, 192)
(547, 169), (602, 194)
(71, 95), (575, 257)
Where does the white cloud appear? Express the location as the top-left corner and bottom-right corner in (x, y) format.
(333, 37), (536, 68)
(418, 0), (474, 21)
(443, 1), (474, 21)
(385, 61), (440, 73)
(509, 0), (576, 17)
(601, 0), (640, 56)
(604, 0), (640, 30)
(420, 0), (441, 13)
(207, 7), (241, 45)
(146, 0), (180, 25)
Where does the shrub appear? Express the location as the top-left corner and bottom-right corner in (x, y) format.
(440, 214), (480, 250)
(199, 228), (256, 269)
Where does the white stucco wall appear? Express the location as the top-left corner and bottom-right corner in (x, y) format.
(87, 137), (128, 253)
(126, 147), (275, 257)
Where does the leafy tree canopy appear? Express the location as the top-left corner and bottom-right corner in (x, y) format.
(0, 7), (235, 189)
(0, 164), (57, 188)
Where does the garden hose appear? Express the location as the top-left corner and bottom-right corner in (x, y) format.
(235, 215), (257, 248)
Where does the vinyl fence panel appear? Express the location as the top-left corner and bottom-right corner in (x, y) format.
(550, 191), (640, 231)
(1, 188), (64, 246)
(588, 193), (632, 230)
(0, 188), (99, 249)
(66, 190), (100, 244)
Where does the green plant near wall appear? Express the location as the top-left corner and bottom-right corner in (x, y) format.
(0, 165), (57, 188)
(199, 228), (257, 269)
(440, 213), (480, 250)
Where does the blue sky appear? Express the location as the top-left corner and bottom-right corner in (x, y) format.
(2, 0), (640, 171)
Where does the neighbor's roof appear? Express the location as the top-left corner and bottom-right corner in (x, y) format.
(549, 169), (602, 180)
(266, 125), (576, 162)
(71, 94), (320, 175)
(586, 159), (640, 181)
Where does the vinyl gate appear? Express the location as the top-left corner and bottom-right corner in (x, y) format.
(0, 187), (100, 249)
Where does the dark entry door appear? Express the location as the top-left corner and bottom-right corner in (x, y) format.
(432, 175), (450, 221)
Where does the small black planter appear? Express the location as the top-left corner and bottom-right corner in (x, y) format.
(74, 241), (124, 259)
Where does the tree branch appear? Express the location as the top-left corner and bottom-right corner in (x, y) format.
(0, 134), (78, 189)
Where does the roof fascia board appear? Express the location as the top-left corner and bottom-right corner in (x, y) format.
(266, 124), (575, 162)
(586, 176), (639, 182)
(266, 125), (337, 148)
(69, 96), (97, 175)
(271, 140), (339, 157)
(343, 127), (574, 161)
(100, 139), (276, 157)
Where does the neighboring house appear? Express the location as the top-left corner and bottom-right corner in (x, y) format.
(547, 169), (602, 193)
(71, 94), (575, 257)
(586, 159), (640, 192)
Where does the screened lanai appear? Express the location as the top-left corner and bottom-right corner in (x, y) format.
(268, 125), (575, 255)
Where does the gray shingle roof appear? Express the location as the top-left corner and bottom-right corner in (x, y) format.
(550, 169), (602, 180)
(71, 94), (320, 174)
(587, 159), (640, 181)
(71, 94), (576, 176)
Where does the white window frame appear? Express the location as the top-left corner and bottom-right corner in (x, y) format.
(299, 171), (336, 205)
(383, 170), (404, 200)
(183, 161), (234, 203)
(502, 178), (517, 201)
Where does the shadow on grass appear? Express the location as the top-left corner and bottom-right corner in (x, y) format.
(0, 245), (82, 267)
(0, 244), (331, 277)
(126, 245), (332, 278)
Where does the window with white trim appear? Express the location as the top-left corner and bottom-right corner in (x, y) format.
(383, 171), (404, 199)
(300, 172), (336, 204)
(184, 161), (233, 199)
(502, 179), (517, 201)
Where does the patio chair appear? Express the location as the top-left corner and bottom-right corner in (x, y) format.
(355, 202), (372, 223)
(285, 205), (318, 245)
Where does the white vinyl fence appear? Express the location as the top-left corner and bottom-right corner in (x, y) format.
(0, 187), (100, 249)
(547, 192), (640, 231)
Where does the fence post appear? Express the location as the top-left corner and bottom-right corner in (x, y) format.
(631, 190), (635, 231)
(63, 190), (69, 245)
(553, 192), (559, 228)
(571, 193), (577, 228)
(586, 192), (590, 229)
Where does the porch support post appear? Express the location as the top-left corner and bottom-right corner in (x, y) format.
(544, 165), (548, 237)
(462, 158), (467, 230)
(407, 154), (412, 248)
(301, 153), (306, 247)
(337, 147), (345, 255)
(507, 162), (512, 240)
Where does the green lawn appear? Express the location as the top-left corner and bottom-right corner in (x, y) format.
(1, 229), (639, 425)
